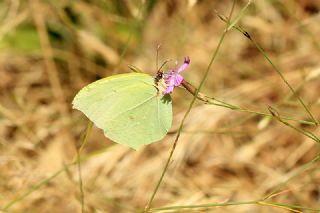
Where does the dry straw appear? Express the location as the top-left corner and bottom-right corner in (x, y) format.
(0, 0), (319, 212)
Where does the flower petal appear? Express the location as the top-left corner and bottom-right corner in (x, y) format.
(174, 74), (183, 86)
(164, 85), (174, 94)
(177, 57), (190, 73)
(162, 56), (190, 94)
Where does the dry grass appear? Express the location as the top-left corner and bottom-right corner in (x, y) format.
(0, 0), (320, 212)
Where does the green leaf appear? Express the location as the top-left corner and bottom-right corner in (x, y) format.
(72, 73), (172, 149)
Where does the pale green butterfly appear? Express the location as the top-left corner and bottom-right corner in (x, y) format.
(72, 72), (172, 149)
(72, 57), (190, 149)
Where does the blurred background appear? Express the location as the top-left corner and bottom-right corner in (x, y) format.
(0, 0), (320, 212)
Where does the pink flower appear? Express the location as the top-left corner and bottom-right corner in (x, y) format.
(163, 57), (190, 94)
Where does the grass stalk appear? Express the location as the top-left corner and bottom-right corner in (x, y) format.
(144, 0), (239, 211)
(217, 14), (319, 125)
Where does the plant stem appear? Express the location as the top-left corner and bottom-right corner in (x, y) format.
(144, 0), (238, 211)
(181, 80), (317, 126)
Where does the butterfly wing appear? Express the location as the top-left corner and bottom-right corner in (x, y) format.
(72, 73), (172, 149)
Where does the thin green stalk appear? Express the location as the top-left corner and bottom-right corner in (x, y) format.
(76, 121), (93, 213)
(183, 78), (320, 153)
(77, 155), (85, 213)
(263, 154), (320, 201)
(211, 64), (317, 130)
(144, 0), (239, 211)
(79, 121), (93, 154)
(212, 98), (316, 125)
(181, 82), (316, 125)
(1, 144), (113, 210)
(149, 200), (257, 212)
(226, 0), (253, 31)
(251, 39), (318, 125)
(268, 106), (320, 143)
(258, 201), (320, 212)
(77, 150), (85, 213)
(217, 15), (319, 125)
(2, 167), (65, 211)
(148, 199), (320, 212)
(2, 122), (93, 211)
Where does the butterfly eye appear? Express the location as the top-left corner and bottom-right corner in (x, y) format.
(154, 71), (164, 85)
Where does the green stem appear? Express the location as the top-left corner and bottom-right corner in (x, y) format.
(263, 154), (320, 201)
(77, 121), (93, 213)
(252, 40), (318, 125)
(149, 200), (257, 212)
(147, 200), (320, 212)
(268, 106), (320, 143)
(217, 15), (319, 125)
(144, 0), (239, 211)
(2, 122), (93, 211)
(2, 166), (66, 211)
(181, 81), (316, 126)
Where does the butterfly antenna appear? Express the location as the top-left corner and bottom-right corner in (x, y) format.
(156, 44), (161, 73)
(158, 59), (171, 73)
(128, 64), (143, 73)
